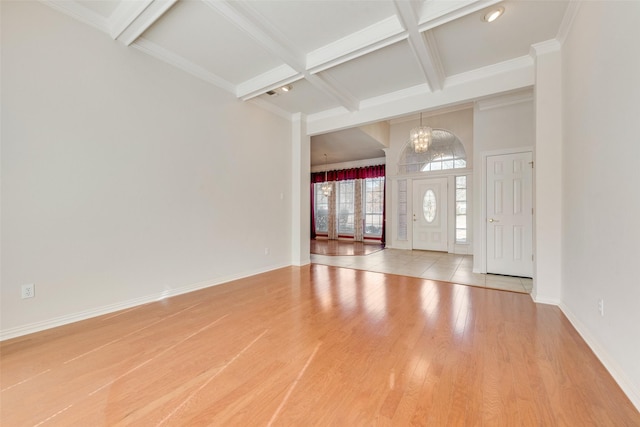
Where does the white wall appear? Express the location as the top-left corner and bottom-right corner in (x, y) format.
(472, 92), (534, 273)
(560, 1), (640, 408)
(1, 1), (292, 337)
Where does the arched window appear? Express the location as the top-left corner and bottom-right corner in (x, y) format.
(398, 129), (466, 174)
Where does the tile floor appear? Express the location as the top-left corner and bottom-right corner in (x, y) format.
(311, 248), (533, 294)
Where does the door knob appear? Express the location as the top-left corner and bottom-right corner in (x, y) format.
(488, 218), (499, 223)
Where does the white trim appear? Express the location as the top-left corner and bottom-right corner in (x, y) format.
(388, 103), (474, 125)
(306, 15), (406, 74)
(530, 294), (561, 306)
(237, 65), (301, 100)
(476, 89), (534, 111)
(530, 39), (561, 58)
(131, 38), (236, 94)
(394, 0), (443, 91)
(109, 0), (153, 41)
(556, 1), (582, 46)
(248, 98), (293, 121)
(560, 303), (640, 412)
(445, 55), (534, 88)
(41, 0), (110, 33)
(0, 263), (289, 342)
(113, 0), (178, 46)
(418, 0), (503, 32)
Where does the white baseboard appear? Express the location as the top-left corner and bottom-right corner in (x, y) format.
(0, 262), (290, 341)
(530, 293), (561, 305)
(559, 303), (640, 412)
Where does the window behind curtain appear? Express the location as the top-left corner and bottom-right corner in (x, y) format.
(364, 177), (384, 237)
(314, 183), (329, 233)
(337, 181), (355, 235)
(313, 177), (384, 239)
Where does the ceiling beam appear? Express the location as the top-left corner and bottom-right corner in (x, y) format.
(393, 0), (444, 92)
(132, 38), (236, 93)
(202, 0), (359, 111)
(111, 0), (178, 46)
(305, 16), (407, 74)
(418, 0), (504, 31)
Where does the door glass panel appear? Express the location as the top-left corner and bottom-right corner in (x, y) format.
(423, 190), (436, 223)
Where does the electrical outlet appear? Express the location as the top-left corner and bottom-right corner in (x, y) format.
(598, 298), (604, 317)
(264, 247), (270, 255)
(21, 284), (35, 299)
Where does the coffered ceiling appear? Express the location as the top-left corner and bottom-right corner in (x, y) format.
(45, 0), (572, 164)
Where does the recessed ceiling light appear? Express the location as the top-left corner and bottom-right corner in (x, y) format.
(281, 84), (293, 92)
(483, 6), (505, 23)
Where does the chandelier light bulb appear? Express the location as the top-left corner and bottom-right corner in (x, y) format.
(411, 125), (432, 153)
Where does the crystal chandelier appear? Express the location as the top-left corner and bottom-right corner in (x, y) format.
(410, 112), (432, 153)
(321, 154), (332, 196)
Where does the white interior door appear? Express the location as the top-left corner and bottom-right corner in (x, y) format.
(412, 178), (448, 251)
(486, 152), (533, 277)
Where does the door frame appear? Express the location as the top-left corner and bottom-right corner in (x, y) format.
(475, 146), (534, 274)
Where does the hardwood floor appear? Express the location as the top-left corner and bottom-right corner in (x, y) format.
(1, 265), (638, 425)
(310, 239), (384, 256)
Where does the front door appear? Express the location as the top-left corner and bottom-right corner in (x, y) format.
(486, 152), (533, 277)
(412, 178), (448, 251)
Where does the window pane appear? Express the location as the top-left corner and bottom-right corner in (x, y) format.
(455, 175), (468, 244)
(314, 183), (329, 233)
(364, 177), (384, 237)
(456, 202), (467, 215)
(423, 190), (437, 223)
(338, 181), (355, 234)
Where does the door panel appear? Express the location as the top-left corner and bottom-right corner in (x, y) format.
(412, 178), (448, 251)
(486, 152), (533, 277)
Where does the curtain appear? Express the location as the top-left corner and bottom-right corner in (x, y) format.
(354, 179), (363, 242)
(311, 164), (385, 183)
(381, 178), (386, 246)
(327, 182), (337, 240)
(311, 165), (385, 242)
(310, 183), (316, 239)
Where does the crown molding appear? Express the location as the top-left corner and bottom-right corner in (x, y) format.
(41, 0), (110, 33)
(388, 102), (474, 125)
(248, 98), (294, 121)
(530, 39), (561, 57)
(476, 89), (534, 111)
(132, 38), (236, 94)
(445, 55), (534, 88)
(556, 1), (582, 46)
(307, 73), (360, 112)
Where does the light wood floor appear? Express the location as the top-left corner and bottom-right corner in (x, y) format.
(1, 265), (638, 425)
(310, 239), (384, 256)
